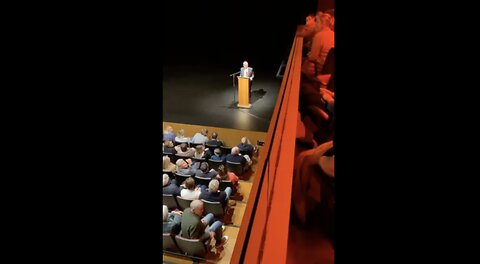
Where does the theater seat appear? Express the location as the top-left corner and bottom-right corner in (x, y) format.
(163, 194), (178, 210)
(202, 199), (226, 218)
(220, 146), (232, 156)
(219, 180), (233, 192)
(163, 170), (174, 180)
(163, 233), (180, 252)
(175, 173), (191, 185)
(190, 142), (204, 149)
(175, 235), (208, 258)
(176, 196), (194, 211)
(226, 161), (243, 176)
(191, 157), (206, 164)
(208, 159), (224, 171)
(163, 153), (177, 163)
(194, 176), (211, 187)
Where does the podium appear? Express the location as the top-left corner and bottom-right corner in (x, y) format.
(237, 76), (251, 108)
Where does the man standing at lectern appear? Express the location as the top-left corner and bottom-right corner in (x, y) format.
(240, 61), (254, 98)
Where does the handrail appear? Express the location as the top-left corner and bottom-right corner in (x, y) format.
(230, 26), (304, 264)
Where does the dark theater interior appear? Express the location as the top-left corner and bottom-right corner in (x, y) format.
(163, 0), (335, 263)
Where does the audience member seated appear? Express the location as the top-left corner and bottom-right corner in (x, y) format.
(191, 128), (209, 144)
(163, 205), (182, 234)
(175, 143), (195, 158)
(238, 137), (256, 157)
(181, 200), (228, 249)
(324, 9), (334, 30)
(193, 145), (210, 160)
(163, 126), (176, 142)
(163, 156), (177, 173)
(195, 162), (218, 179)
(163, 140), (177, 155)
(180, 177), (204, 200)
(299, 83), (335, 145)
(300, 14), (317, 53)
(216, 164), (239, 185)
(175, 128), (190, 144)
(199, 179), (232, 208)
(304, 13), (335, 76)
(226, 146), (252, 171)
(163, 174), (180, 196)
(176, 158), (198, 176)
(210, 148), (226, 162)
(292, 140), (334, 225)
(206, 132), (223, 147)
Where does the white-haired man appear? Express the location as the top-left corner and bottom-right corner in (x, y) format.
(199, 179), (232, 208)
(240, 61), (254, 98)
(163, 205), (182, 234)
(175, 158), (198, 176)
(226, 146), (252, 171)
(163, 174), (180, 196)
(180, 200), (228, 249)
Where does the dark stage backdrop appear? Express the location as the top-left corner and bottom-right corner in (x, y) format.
(163, 0), (317, 70)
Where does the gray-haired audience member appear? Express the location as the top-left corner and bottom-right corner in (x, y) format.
(176, 158), (198, 175)
(163, 205), (182, 234)
(163, 174), (180, 196)
(180, 200), (228, 248)
(199, 179), (232, 208)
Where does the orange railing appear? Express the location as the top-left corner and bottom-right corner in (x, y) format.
(230, 27), (304, 264)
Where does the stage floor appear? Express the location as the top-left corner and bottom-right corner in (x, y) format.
(163, 63), (282, 132)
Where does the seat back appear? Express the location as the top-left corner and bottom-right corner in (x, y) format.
(174, 140), (186, 146)
(226, 161), (243, 176)
(239, 149), (251, 157)
(174, 235), (207, 258)
(175, 173), (191, 185)
(220, 146), (232, 156)
(194, 176), (211, 187)
(163, 170), (174, 180)
(163, 152), (177, 163)
(163, 233), (180, 252)
(191, 157), (206, 164)
(321, 47), (335, 75)
(202, 199), (225, 218)
(208, 159), (224, 172)
(219, 180), (233, 191)
(190, 142), (204, 149)
(205, 144), (218, 156)
(176, 196), (194, 211)
(163, 194), (178, 210)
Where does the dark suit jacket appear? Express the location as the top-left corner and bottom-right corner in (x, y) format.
(163, 214), (182, 234)
(226, 154), (246, 166)
(238, 143), (254, 157)
(199, 190), (228, 208)
(206, 139), (223, 147)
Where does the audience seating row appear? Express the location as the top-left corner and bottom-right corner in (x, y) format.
(163, 195), (227, 219)
(163, 232), (208, 259)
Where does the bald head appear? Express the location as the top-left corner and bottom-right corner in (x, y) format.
(231, 146), (240, 155)
(190, 199), (204, 216)
(243, 61), (248, 68)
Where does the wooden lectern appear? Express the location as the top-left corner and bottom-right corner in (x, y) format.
(237, 76), (251, 108)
